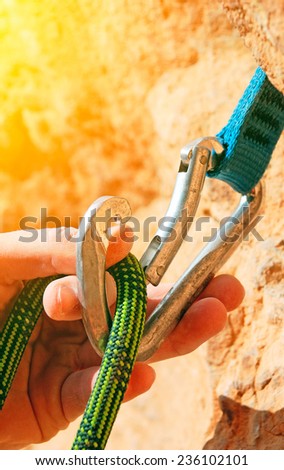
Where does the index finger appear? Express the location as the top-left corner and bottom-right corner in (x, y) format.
(0, 225), (133, 283)
(0, 228), (76, 283)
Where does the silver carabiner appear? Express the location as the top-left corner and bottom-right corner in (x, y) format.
(140, 137), (224, 286)
(76, 196), (133, 354)
(138, 181), (264, 360)
(77, 137), (264, 361)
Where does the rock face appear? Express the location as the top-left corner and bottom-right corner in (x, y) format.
(222, 0), (284, 93)
(0, 0), (283, 449)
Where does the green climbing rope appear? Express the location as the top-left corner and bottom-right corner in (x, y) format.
(0, 275), (62, 408)
(72, 253), (147, 450)
(0, 254), (147, 450)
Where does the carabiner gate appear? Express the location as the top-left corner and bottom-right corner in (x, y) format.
(77, 137), (264, 361)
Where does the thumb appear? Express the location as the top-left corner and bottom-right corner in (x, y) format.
(43, 224), (134, 320)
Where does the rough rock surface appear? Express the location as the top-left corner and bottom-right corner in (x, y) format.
(222, 0), (284, 93)
(0, 0), (283, 449)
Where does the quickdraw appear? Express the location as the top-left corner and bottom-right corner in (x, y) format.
(0, 68), (284, 450)
(78, 137), (264, 363)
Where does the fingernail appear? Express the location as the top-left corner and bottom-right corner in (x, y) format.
(57, 284), (79, 316)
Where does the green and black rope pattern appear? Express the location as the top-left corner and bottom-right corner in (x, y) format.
(72, 253), (147, 450)
(0, 254), (146, 450)
(0, 275), (61, 409)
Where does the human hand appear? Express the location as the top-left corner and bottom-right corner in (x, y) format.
(0, 228), (244, 449)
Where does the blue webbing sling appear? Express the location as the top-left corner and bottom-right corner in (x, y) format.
(208, 67), (284, 193)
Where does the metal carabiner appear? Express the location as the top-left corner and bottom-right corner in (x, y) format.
(140, 137), (224, 286)
(138, 181), (264, 360)
(77, 137), (264, 361)
(76, 196), (133, 354)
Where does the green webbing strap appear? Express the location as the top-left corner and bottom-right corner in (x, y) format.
(208, 67), (284, 194)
